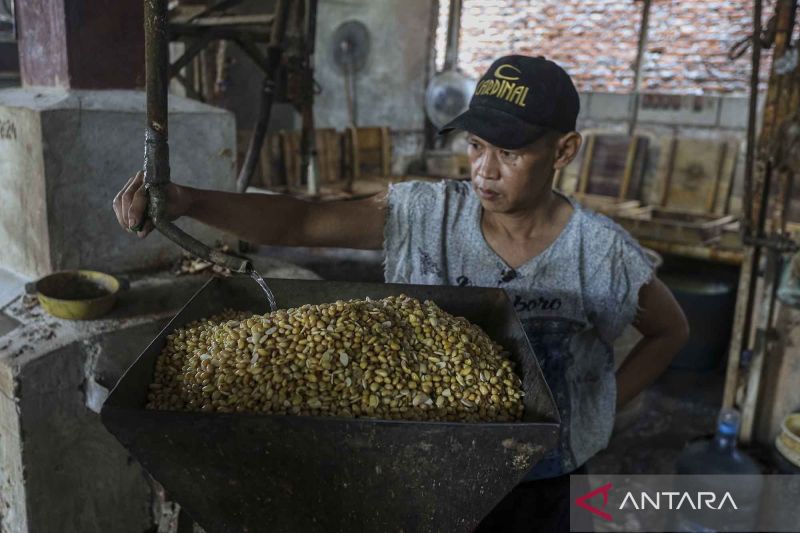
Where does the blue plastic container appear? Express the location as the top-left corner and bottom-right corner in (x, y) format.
(673, 409), (763, 531)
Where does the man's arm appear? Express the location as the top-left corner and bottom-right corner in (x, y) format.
(615, 277), (690, 408)
(112, 171), (386, 250)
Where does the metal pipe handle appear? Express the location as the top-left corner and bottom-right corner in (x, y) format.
(143, 0), (252, 275)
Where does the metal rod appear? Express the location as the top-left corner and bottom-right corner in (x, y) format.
(300, 0), (320, 196)
(185, 14), (275, 27)
(628, 0), (652, 137)
(742, 160), (772, 358)
(186, 0), (244, 23)
(618, 137), (639, 199)
(423, 0), (443, 150)
(720, 119), (759, 409)
(301, 104), (319, 196)
(739, 0), (799, 439)
(740, 246), (781, 442)
(660, 137), (679, 206)
(169, 25), (271, 40)
(234, 0), (291, 193)
(306, 0), (317, 57)
(743, 0), (763, 237)
(443, 0), (462, 71)
(169, 35), (214, 79)
(738, 0), (796, 399)
(174, 72), (204, 101)
(577, 134), (596, 193)
(236, 76), (275, 193)
(708, 140), (728, 213)
(232, 37), (272, 75)
(269, 0), (290, 53)
(343, 60), (356, 125)
(743, 233), (800, 252)
(144, 0), (170, 186)
(143, 0), (250, 274)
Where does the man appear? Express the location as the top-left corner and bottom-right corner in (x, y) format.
(114, 55), (688, 531)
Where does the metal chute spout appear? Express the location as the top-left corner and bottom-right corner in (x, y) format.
(102, 277), (561, 533)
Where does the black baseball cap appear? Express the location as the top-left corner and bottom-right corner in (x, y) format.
(439, 55), (580, 150)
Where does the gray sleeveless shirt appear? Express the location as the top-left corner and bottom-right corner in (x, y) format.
(384, 179), (653, 478)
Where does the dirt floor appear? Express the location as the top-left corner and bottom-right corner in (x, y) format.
(589, 367), (724, 474)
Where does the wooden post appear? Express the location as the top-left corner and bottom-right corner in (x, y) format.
(618, 136), (639, 200)
(628, 0), (652, 137)
(659, 137), (679, 206)
(577, 134), (596, 194)
(17, 0), (144, 88)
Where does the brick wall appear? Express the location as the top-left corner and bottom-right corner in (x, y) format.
(437, 0), (767, 95)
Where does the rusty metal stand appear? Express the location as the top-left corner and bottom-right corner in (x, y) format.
(723, 0), (800, 443)
(233, 1), (291, 194)
(166, 0), (319, 195)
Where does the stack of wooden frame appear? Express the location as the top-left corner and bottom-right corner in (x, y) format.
(557, 131), (649, 216)
(614, 136), (740, 246)
(250, 126), (392, 196)
(558, 131), (744, 262)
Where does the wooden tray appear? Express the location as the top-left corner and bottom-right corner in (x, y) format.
(615, 206), (736, 244)
(719, 221), (743, 249)
(572, 193), (640, 216)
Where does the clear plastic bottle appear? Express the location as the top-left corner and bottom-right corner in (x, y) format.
(673, 408), (763, 532)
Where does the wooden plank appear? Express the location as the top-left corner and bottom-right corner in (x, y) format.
(553, 167), (564, 189)
(342, 127), (363, 189)
(659, 137), (739, 214)
(258, 134), (272, 188)
(572, 193), (640, 217)
(716, 140), (740, 215)
(280, 131), (301, 191)
(707, 141), (728, 213)
(584, 135), (626, 196)
(186, 14), (275, 26)
(741, 249), (781, 443)
(723, 247), (755, 408)
(639, 239), (744, 265)
(320, 130), (336, 184)
(316, 129), (342, 184)
(355, 127), (384, 149)
(615, 206), (735, 245)
(169, 6), (207, 24)
(259, 134), (285, 188)
(659, 137), (679, 207)
(618, 136), (639, 199)
(345, 126), (393, 180)
(580, 134), (648, 199)
(348, 127), (361, 182)
(577, 134), (596, 194)
(381, 127), (392, 178)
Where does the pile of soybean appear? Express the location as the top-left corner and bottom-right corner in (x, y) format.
(147, 294), (525, 422)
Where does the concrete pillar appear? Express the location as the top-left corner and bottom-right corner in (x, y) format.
(0, 88), (237, 278)
(0, 262), (320, 533)
(1, 0), (240, 278)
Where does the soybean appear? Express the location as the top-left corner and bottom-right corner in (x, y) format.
(146, 295), (525, 422)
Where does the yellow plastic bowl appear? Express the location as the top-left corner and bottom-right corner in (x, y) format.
(33, 270), (120, 320)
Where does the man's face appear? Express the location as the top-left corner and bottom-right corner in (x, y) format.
(466, 133), (559, 214)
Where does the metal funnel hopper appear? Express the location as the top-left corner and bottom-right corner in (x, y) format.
(102, 277), (560, 532)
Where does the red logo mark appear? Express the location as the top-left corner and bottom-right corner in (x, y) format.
(575, 483), (614, 521)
